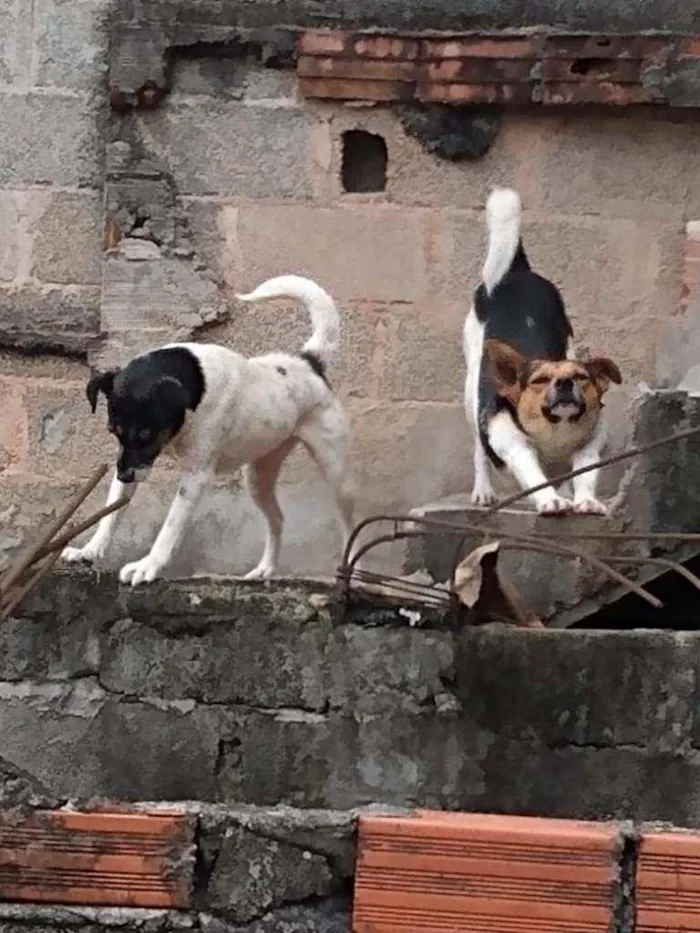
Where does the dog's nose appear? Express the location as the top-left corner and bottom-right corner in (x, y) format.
(118, 467), (136, 484)
(556, 377), (574, 392)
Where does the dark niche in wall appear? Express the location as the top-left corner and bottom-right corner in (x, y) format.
(398, 105), (501, 161)
(341, 130), (388, 193)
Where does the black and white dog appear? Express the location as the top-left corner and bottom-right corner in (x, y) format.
(62, 275), (356, 585)
(463, 188), (621, 515)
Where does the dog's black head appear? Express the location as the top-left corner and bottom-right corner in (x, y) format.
(86, 348), (205, 484)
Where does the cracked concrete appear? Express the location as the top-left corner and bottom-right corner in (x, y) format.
(4, 569), (700, 826)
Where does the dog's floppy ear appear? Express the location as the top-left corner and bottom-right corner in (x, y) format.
(151, 375), (190, 413)
(86, 370), (117, 414)
(484, 339), (527, 402)
(586, 357), (622, 394)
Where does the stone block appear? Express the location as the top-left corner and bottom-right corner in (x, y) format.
(0, 190), (44, 283)
(457, 628), (698, 753)
(32, 0), (110, 91)
(214, 706), (484, 809)
(23, 377), (111, 477)
(0, 93), (101, 188)
(0, 680), (223, 800)
(200, 805), (356, 881)
(379, 304), (464, 402)
(526, 113), (700, 220)
(0, 284), (100, 355)
(30, 191), (102, 285)
(347, 399), (468, 514)
(215, 708), (343, 807)
(141, 100), (316, 198)
(100, 614), (329, 710)
(234, 203), (433, 303)
(101, 251), (228, 332)
(328, 626), (456, 715)
(0, 0), (32, 86)
(206, 825), (335, 923)
(0, 475), (87, 569)
(477, 742), (700, 826)
(0, 377), (27, 472)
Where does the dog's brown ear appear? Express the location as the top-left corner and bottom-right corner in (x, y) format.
(586, 358), (622, 393)
(484, 339), (527, 401)
(86, 370), (117, 413)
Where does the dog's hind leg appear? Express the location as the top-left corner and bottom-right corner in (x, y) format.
(296, 403), (356, 562)
(244, 438), (297, 580)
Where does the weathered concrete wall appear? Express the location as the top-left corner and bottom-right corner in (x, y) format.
(1, 2), (699, 580)
(4, 570), (700, 828)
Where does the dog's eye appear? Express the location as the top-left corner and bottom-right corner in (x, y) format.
(530, 376), (550, 385)
(138, 429), (152, 442)
(572, 372), (588, 382)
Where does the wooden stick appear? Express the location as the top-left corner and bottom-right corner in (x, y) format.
(1, 551), (62, 621)
(0, 464), (108, 594)
(30, 496), (130, 564)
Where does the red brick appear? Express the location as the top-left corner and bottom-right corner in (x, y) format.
(637, 831), (700, 931)
(299, 77), (411, 101)
(539, 58), (642, 82)
(298, 30), (348, 56)
(419, 82), (532, 104)
(677, 37), (700, 56)
(0, 809), (195, 909)
(426, 57), (534, 83)
(297, 55), (419, 83)
(538, 81), (653, 105)
(421, 36), (540, 59)
(354, 810), (622, 933)
(353, 36), (420, 61)
(542, 35), (671, 59)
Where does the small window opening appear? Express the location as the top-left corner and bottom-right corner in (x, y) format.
(341, 130), (388, 193)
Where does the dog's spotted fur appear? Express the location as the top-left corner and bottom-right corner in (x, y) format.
(62, 275), (356, 585)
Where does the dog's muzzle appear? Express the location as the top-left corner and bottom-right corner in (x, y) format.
(117, 466), (152, 484)
(544, 378), (585, 422)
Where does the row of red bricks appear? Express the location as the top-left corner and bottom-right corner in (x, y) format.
(0, 808), (699, 931)
(297, 30), (700, 106)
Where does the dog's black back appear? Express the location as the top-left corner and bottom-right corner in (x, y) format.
(476, 242), (573, 467)
(475, 243), (572, 360)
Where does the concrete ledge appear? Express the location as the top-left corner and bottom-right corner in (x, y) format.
(3, 569), (700, 825)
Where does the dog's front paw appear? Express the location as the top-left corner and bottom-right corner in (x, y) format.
(471, 485), (497, 507)
(573, 498), (608, 516)
(119, 554), (165, 586)
(243, 562), (275, 581)
(537, 495), (573, 516)
(61, 542), (104, 565)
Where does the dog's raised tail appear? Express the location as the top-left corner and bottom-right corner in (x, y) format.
(482, 187), (522, 296)
(236, 274), (340, 367)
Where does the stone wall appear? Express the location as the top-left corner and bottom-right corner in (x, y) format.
(1, 1), (700, 580)
(4, 570), (700, 825)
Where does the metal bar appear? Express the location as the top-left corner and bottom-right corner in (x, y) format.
(485, 424), (700, 516)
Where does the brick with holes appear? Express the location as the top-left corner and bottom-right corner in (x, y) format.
(353, 810), (624, 932)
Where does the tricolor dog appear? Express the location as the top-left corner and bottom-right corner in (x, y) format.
(61, 275), (356, 585)
(463, 188), (621, 515)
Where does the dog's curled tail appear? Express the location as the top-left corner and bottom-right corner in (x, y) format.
(237, 274), (340, 366)
(482, 187), (522, 296)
